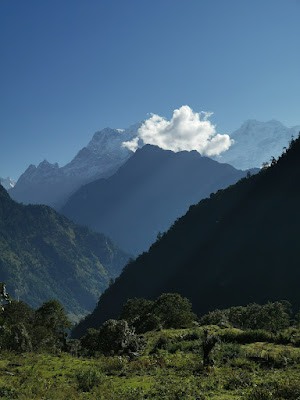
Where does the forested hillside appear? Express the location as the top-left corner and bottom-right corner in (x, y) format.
(0, 186), (129, 321)
(73, 135), (300, 337)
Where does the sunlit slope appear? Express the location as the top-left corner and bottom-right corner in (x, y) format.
(0, 186), (129, 321)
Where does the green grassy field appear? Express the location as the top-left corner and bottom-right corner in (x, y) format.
(1, 326), (300, 399)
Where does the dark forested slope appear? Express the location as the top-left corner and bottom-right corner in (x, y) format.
(73, 136), (300, 337)
(62, 145), (255, 255)
(0, 186), (129, 321)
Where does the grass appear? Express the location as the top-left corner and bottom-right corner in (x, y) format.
(0, 326), (300, 399)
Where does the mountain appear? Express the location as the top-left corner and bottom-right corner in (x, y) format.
(9, 124), (141, 208)
(213, 119), (300, 170)
(62, 145), (257, 256)
(72, 136), (300, 338)
(0, 184), (129, 322)
(0, 177), (15, 190)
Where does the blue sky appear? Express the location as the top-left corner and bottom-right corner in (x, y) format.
(1, 0), (300, 179)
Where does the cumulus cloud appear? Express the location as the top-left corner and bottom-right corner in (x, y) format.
(122, 136), (139, 152)
(122, 106), (233, 156)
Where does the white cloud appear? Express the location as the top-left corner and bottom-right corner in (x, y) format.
(122, 136), (139, 152)
(122, 106), (233, 156)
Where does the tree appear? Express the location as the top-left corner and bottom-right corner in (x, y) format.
(120, 297), (158, 333)
(153, 293), (197, 329)
(120, 298), (154, 321)
(34, 300), (71, 351)
(199, 309), (229, 327)
(97, 319), (140, 356)
(0, 283), (11, 312)
(201, 328), (220, 367)
(35, 300), (71, 333)
(0, 300), (34, 327)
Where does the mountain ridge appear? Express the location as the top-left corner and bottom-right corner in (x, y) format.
(62, 144), (256, 255)
(0, 184), (129, 322)
(213, 119), (300, 169)
(72, 135), (300, 337)
(9, 124), (141, 208)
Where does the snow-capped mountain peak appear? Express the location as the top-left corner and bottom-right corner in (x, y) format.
(0, 176), (15, 190)
(214, 119), (300, 170)
(10, 123), (142, 208)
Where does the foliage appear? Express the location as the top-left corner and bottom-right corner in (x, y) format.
(0, 186), (129, 323)
(0, 299), (70, 353)
(119, 293), (196, 334)
(81, 319), (141, 357)
(153, 293), (197, 329)
(200, 301), (291, 332)
(74, 135), (300, 336)
(120, 298), (159, 333)
(1, 319), (300, 399)
(0, 283), (11, 312)
(76, 367), (103, 392)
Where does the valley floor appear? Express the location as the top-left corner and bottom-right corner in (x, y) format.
(1, 327), (300, 399)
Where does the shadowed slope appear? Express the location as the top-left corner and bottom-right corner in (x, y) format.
(73, 136), (300, 337)
(63, 145), (255, 255)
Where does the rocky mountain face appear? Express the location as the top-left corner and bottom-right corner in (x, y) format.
(72, 136), (300, 338)
(9, 124), (141, 208)
(213, 119), (300, 170)
(9, 119), (300, 208)
(0, 177), (15, 190)
(0, 184), (129, 322)
(62, 145), (257, 256)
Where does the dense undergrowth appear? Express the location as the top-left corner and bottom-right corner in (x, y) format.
(1, 325), (300, 399)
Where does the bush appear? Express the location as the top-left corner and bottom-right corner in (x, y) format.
(0, 386), (18, 399)
(217, 342), (242, 364)
(76, 367), (103, 392)
(98, 319), (141, 356)
(199, 309), (229, 327)
(223, 370), (253, 390)
(81, 328), (99, 356)
(246, 379), (300, 400)
(245, 386), (273, 400)
(221, 329), (273, 344)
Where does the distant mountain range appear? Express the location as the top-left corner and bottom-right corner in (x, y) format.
(9, 119), (299, 209)
(213, 119), (300, 169)
(9, 123), (141, 208)
(0, 184), (129, 322)
(0, 177), (15, 190)
(72, 135), (300, 338)
(62, 145), (257, 256)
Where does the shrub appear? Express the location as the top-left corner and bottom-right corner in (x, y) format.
(76, 367), (103, 392)
(98, 319), (141, 356)
(223, 370), (253, 390)
(245, 386), (273, 400)
(221, 329), (273, 344)
(217, 342), (242, 364)
(246, 379), (300, 400)
(98, 356), (128, 375)
(199, 309), (229, 327)
(81, 328), (99, 356)
(0, 386), (18, 399)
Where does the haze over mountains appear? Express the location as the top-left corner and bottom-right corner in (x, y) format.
(62, 144), (256, 255)
(73, 135), (300, 338)
(9, 123), (141, 208)
(9, 119), (298, 211)
(0, 183), (129, 322)
(213, 119), (300, 170)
